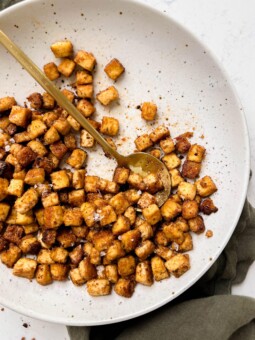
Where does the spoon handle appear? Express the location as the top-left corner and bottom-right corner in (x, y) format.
(0, 29), (126, 163)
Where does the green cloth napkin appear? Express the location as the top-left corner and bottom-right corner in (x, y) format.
(68, 200), (255, 340)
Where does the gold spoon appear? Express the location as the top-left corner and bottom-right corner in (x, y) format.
(0, 29), (171, 206)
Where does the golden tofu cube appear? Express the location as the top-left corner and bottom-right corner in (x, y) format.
(36, 264), (53, 286)
(53, 117), (71, 136)
(87, 279), (111, 296)
(181, 160), (201, 179)
(134, 134), (153, 151)
(151, 256), (169, 281)
(135, 240), (155, 260)
(163, 222), (184, 244)
(150, 149), (161, 159)
(0, 203), (10, 222)
(143, 173), (163, 194)
(64, 133), (77, 150)
(175, 136), (191, 154)
(175, 216), (189, 232)
(76, 99), (95, 117)
(43, 62), (60, 80)
(85, 176), (99, 193)
(165, 253), (190, 278)
(70, 268), (86, 286)
(44, 126), (60, 145)
(69, 244), (84, 265)
(162, 152), (181, 170)
(98, 205), (117, 227)
(27, 92), (43, 109)
(105, 264), (119, 283)
(121, 229), (141, 253)
(50, 263), (69, 281)
(27, 140), (47, 157)
(124, 189), (142, 204)
(160, 137), (175, 154)
(135, 260), (153, 286)
(50, 247), (69, 263)
(114, 278), (135, 298)
(13, 258), (37, 279)
(9, 105), (31, 128)
(7, 179), (24, 197)
(63, 208), (83, 227)
(14, 188), (39, 214)
(76, 70), (93, 84)
(44, 205), (64, 229)
(179, 232), (193, 252)
(15, 146), (36, 168)
(49, 141), (68, 160)
(169, 169), (184, 188)
(25, 168), (45, 186)
(74, 50), (96, 71)
(6, 208), (34, 225)
(13, 170), (26, 181)
(161, 199), (182, 221)
(105, 240), (125, 262)
(142, 204), (162, 225)
(1, 244), (21, 268)
(0, 96), (16, 112)
(182, 200), (198, 220)
(67, 115), (81, 131)
(118, 255), (136, 277)
(187, 144), (205, 163)
(104, 58), (125, 81)
(51, 40), (73, 58)
(27, 119), (47, 139)
(81, 202), (96, 227)
(154, 245), (173, 260)
(0, 178), (9, 201)
(137, 221), (153, 240)
(72, 170), (86, 189)
(141, 102), (157, 121)
(92, 230), (114, 252)
(113, 167), (130, 184)
(109, 192), (130, 215)
(19, 236), (40, 254)
(123, 206), (136, 225)
(3, 224), (23, 244)
(112, 215), (130, 235)
(37, 250), (55, 265)
(57, 58), (76, 77)
(149, 125), (170, 143)
(96, 86), (119, 106)
(23, 223), (38, 235)
(80, 130), (95, 148)
(50, 170), (70, 190)
(42, 192), (59, 208)
(42, 111), (59, 128)
(68, 189), (85, 207)
(100, 116), (119, 136)
(76, 84), (93, 99)
(66, 149), (87, 169)
(137, 192), (156, 209)
(78, 257), (97, 281)
(178, 181), (196, 201)
(195, 176), (217, 197)
(42, 92), (55, 109)
(188, 215), (205, 234)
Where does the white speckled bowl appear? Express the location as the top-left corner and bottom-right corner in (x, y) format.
(0, 0), (250, 326)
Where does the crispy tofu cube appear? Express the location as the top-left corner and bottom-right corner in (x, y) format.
(109, 192), (130, 215)
(27, 140), (47, 157)
(0, 178), (9, 201)
(0, 96), (16, 112)
(178, 181), (196, 201)
(154, 245), (173, 260)
(195, 176), (217, 197)
(0, 116), (10, 130)
(113, 167), (130, 184)
(188, 215), (205, 234)
(42, 192), (59, 208)
(141, 102), (157, 121)
(44, 205), (63, 229)
(3, 225), (24, 244)
(9, 106), (31, 128)
(161, 199), (182, 221)
(36, 264), (53, 286)
(74, 50), (96, 71)
(63, 208), (83, 227)
(104, 58), (125, 80)
(105, 240), (125, 262)
(98, 205), (117, 227)
(50, 263), (69, 281)
(13, 258), (37, 279)
(149, 125), (170, 143)
(112, 215), (130, 235)
(80, 130), (95, 148)
(151, 256), (169, 281)
(124, 189), (142, 204)
(57, 58), (76, 77)
(0, 203), (10, 222)
(76, 99), (95, 117)
(50, 247), (69, 263)
(53, 117), (71, 136)
(69, 244), (84, 265)
(76, 84), (93, 99)
(121, 229), (141, 253)
(7, 179), (24, 197)
(137, 221), (153, 240)
(199, 198), (218, 215)
(78, 257), (97, 281)
(143, 173), (163, 194)
(72, 169), (86, 189)
(23, 223), (38, 235)
(165, 253), (190, 278)
(34, 157), (54, 174)
(92, 230), (114, 252)
(175, 136), (191, 154)
(57, 229), (76, 248)
(81, 202), (96, 227)
(15, 146), (36, 167)
(19, 236), (40, 254)
(44, 126), (60, 145)
(134, 134), (153, 151)
(76, 70), (93, 84)
(50, 170), (70, 190)
(51, 40), (73, 58)
(187, 144), (205, 162)
(27, 119), (47, 139)
(14, 188), (39, 214)
(87, 279), (111, 296)
(179, 232), (193, 252)
(1, 244), (21, 268)
(163, 222), (184, 244)
(181, 160), (201, 179)
(135, 260), (153, 286)
(105, 264), (119, 283)
(135, 240), (155, 260)
(160, 137), (175, 154)
(85, 176), (100, 193)
(169, 169), (184, 188)
(66, 149), (87, 169)
(100, 116), (119, 136)
(175, 217), (189, 232)
(27, 92), (43, 109)
(64, 133), (77, 150)
(150, 149), (161, 159)
(117, 255), (136, 277)
(48, 152), (60, 169)
(14, 131), (31, 143)
(69, 268), (86, 286)
(162, 153), (181, 170)
(68, 189), (85, 207)
(142, 204), (161, 225)
(67, 115), (80, 131)
(124, 206), (136, 225)
(42, 92), (55, 109)
(6, 208), (34, 225)
(127, 172), (145, 191)
(96, 86), (119, 106)
(43, 62), (60, 80)
(25, 169), (45, 186)
(114, 278), (135, 298)
(49, 141), (68, 160)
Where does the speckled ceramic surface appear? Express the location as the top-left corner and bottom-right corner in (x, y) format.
(0, 0), (250, 326)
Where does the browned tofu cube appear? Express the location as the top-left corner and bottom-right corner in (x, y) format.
(14, 188), (39, 214)
(27, 140), (47, 157)
(98, 205), (117, 227)
(64, 133), (77, 150)
(44, 126), (60, 145)
(48, 152), (60, 169)
(0, 96), (16, 112)
(100, 116), (119, 136)
(50, 170), (70, 190)
(72, 169), (86, 189)
(68, 189), (85, 207)
(134, 134), (153, 151)
(118, 255), (136, 277)
(6, 208), (34, 225)
(19, 236), (40, 254)
(137, 221), (153, 240)
(80, 130), (95, 148)
(51, 40), (73, 58)
(3, 225), (24, 244)
(87, 279), (111, 296)
(50, 247), (69, 263)
(25, 168), (45, 186)
(135, 260), (153, 286)
(163, 222), (184, 244)
(127, 172), (145, 191)
(50, 263), (69, 281)
(161, 199), (182, 221)
(44, 205), (63, 229)
(195, 176), (217, 197)
(149, 125), (170, 143)
(151, 256), (169, 281)
(182, 200), (199, 219)
(135, 240), (155, 260)
(96, 86), (119, 106)
(43, 62), (60, 80)
(187, 144), (205, 162)
(63, 208), (83, 227)
(124, 206), (136, 225)
(66, 115), (80, 132)
(74, 50), (96, 71)
(105, 240), (125, 263)
(177, 181), (196, 201)
(169, 169), (184, 188)
(36, 264), (53, 286)
(162, 153), (181, 170)
(23, 223), (39, 235)
(80, 202), (96, 227)
(105, 264), (119, 283)
(112, 167), (130, 185)
(78, 257), (97, 281)
(42, 92), (55, 110)
(92, 230), (114, 252)
(0, 244), (21, 268)
(49, 141), (68, 160)
(57, 229), (76, 248)
(114, 278), (135, 298)
(9, 106), (31, 128)
(150, 149), (161, 159)
(142, 204), (162, 225)
(15, 146), (36, 168)
(13, 258), (37, 279)
(69, 244), (84, 265)
(77, 99), (95, 117)
(0, 178), (9, 201)
(121, 229), (141, 253)
(124, 189), (142, 204)
(57, 58), (76, 77)
(37, 249), (54, 265)
(175, 217), (189, 232)
(76, 70), (93, 84)
(188, 215), (205, 234)
(165, 254), (190, 278)
(112, 215), (130, 235)
(76, 84), (93, 99)
(160, 137), (175, 154)
(104, 58), (125, 81)
(66, 149), (87, 169)
(7, 179), (24, 197)
(140, 102), (157, 121)
(0, 203), (10, 222)
(181, 160), (201, 179)
(199, 198), (218, 215)
(109, 192), (130, 215)
(155, 245), (173, 261)
(51, 119), (70, 138)
(175, 136), (191, 154)
(27, 119), (47, 139)
(33, 157), (54, 175)
(179, 232), (193, 252)
(69, 268), (86, 286)
(143, 173), (163, 194)
(85, 176), (99, 193)
(27, 92), (43, 109)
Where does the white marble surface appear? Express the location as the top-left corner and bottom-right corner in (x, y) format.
(0, 0), (254, 339)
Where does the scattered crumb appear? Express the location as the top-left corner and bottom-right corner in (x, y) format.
(22, 323), (29, 328)
(1, 308), (4, 311)
(200, 134), (205, 139)
(206, 230), (213, 238)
